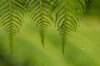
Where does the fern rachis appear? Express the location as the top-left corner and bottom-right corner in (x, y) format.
(51, 0), (86, 54)
(26, 0), (53, 47)
(0, 0), (24, 54)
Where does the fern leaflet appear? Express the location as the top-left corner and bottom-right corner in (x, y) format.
(51, 0), (86, 54)
(0, 0), (24, 54)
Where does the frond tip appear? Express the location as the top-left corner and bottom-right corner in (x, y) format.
(51, 0), (86, 54)
(0, 0), (24, 54)
(27, 0), (53, 47)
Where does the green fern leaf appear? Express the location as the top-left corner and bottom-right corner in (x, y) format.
(26, 0), (53, 47)
(0, 0), (24, 54)
(51, 0), (86, 54)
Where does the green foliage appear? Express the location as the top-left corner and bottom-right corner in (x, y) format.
(0, 0), (24, 54)
(25, 0), (53, 47)
(0, 0), (86, 54)
(50, 0), (86, 54)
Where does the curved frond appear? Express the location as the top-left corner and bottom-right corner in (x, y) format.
(26, 0), (54, 47)
(51, 0), (86, 54)
(0, 0), (24, 54)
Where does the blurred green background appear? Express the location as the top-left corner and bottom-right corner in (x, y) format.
(0, 0), (100, 66)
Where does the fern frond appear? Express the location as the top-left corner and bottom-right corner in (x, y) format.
(51, 0), (86, 54)
(26, 0), (54, 47)
(0, 0), (24, 54)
